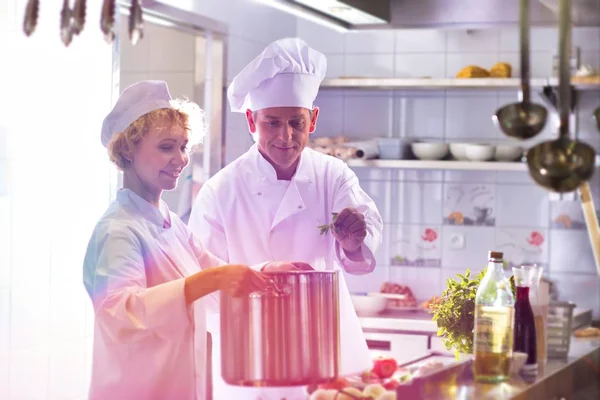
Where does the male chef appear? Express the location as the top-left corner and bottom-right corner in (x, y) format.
(188, 37), (383, 400)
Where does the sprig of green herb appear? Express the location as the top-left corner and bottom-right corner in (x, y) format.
(318, 212), (339, 235)
(430, 268), (487, 357)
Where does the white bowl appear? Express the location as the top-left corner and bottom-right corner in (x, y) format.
(350, 294), (387, 317)
(464, 144), (495, 161)
(449, 143), (469, 160)
(495, 145), (524, 161)
(411, 142), (449, 160)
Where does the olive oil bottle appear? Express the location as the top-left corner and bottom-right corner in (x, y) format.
(473, 251), (515, 382)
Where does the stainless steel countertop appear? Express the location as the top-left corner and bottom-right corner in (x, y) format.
(359, 308), (593, 335)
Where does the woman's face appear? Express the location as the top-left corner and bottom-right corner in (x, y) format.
(130, 118), (189, 197)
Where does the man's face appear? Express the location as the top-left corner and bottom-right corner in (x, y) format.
(245, 106), (319, 173)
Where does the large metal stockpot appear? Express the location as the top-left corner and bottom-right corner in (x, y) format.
(220, 270), (340, 387)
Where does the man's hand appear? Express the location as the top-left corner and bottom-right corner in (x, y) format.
(262, 261), (314, 272)
(332, 207), (367, 253)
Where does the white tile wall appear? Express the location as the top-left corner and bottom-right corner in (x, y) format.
(316, 25), (600, 318)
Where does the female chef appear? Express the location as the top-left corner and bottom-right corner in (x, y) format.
(82, 80), (272, 400)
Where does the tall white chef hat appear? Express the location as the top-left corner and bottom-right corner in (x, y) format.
(100, 80), (205, 148)
(227, 37), (327, 113)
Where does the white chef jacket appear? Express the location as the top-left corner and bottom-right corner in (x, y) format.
(188, 144), (383, 400)
(82, 188), (225, 400)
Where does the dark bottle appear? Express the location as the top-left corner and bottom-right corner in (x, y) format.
(513, 280), (538, 379)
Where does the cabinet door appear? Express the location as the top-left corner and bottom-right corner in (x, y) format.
(363, 332), (429, 364)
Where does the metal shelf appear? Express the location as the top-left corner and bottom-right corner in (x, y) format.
(320, 77), (600, 91)
(347, 156), (600, 171)
(346, 159), (528, 171)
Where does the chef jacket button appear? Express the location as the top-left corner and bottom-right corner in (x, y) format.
(297, 205), (302, 209)
(258, 192), (262, 196)
(308, 179), (312, 183)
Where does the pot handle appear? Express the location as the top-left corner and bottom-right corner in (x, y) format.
(249, 281), (292, 298)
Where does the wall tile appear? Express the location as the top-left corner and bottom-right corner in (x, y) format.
(325, 54), (345, 78)
(343, 265), (390, 294)
(395, 29), (446, 53)
(394, 54), (446, 78)
(396, 170), (444, 182)
(495, 228), (549, 268)
(394, 94), (446, 138)
(314, 92), (345, 135)
(388, 267), (442, 301)
(573, 28), (600, 51)
(345, 54), (395, 78)
(343, 94), (393, 137)
(296, 18), (345, 54)
(446, 29), (499, 53)
(443, 183), (496, 226)
(444, 95), (500, 140)
(550, 200), (587, 230)
(441, 226), (495, 269)
(360, 180), (392, 221)
(388, 225), (442, 268)
(549, 229), (599, 274)
(345, 30), (395, 53)
(392, 182), (443, 225)
(444, 171), (497, 183)
(495, 183), (550, 228)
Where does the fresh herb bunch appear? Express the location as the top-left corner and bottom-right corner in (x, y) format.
(318, 212), (339, 235)
(430, 268), (488, 356)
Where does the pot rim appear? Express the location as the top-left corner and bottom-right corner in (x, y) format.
(264, 270), (339, 276)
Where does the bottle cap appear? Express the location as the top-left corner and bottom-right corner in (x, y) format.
(488, 251), (504, 261)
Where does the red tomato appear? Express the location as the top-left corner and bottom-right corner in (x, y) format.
(372, 357), (398, 379)
(383, 379), (400, 390)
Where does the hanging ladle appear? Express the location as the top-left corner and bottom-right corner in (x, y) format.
(526, 0), (596, 193)
(493, 0), (548, 140)
(593, 107), (600, 132)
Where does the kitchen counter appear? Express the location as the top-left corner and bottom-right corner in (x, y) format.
(358, 308), (593, 335)
(398, 337), (600, 400)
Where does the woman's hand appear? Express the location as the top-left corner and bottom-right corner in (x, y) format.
(218, 264), (271, 297)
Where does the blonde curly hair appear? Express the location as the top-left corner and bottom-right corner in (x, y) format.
(107, 99), (206, 170)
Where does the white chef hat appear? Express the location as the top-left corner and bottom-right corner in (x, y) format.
(100, 80), (205, 148)
(227, 37), (327, 113)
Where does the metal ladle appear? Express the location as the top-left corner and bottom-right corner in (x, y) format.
(594, 107), (600, 132)
(493, 0), (548, 140)
(526, 0), (596, 193)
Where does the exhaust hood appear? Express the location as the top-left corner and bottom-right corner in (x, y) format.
(266, 0), (600, 29)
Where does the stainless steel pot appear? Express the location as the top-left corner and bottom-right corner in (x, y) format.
(220, 270), (340, 387)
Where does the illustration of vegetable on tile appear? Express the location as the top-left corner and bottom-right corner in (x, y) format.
(443, 184), (495, 226)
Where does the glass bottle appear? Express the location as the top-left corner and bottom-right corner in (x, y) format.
(473, 251), (515, 383)
(512, 265), (539, 379)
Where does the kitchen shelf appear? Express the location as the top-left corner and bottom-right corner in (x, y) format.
(347, 159), (528, 171)
(321, 77), (600, 91)
(348, 156), (600, 171)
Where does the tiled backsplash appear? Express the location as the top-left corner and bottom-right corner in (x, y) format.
(295, 22), (600, 317)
